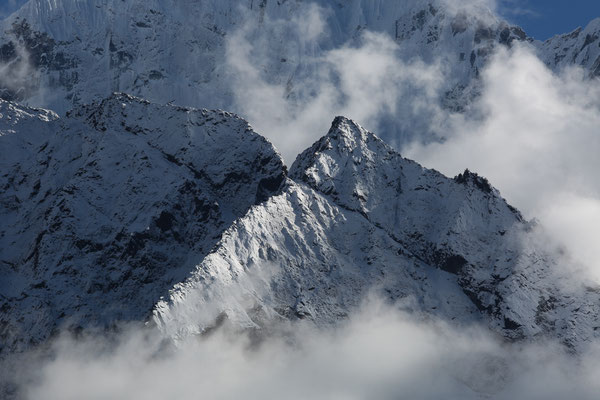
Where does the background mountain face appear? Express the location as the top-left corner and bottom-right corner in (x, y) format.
(2, 0), (599, 149)
(538, 18), (600, 76)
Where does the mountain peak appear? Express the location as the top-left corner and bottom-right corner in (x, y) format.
(290, 117), (526, 264)
(155, 114), (600, 353)
(324, 115), (377, 148)
(329, 115), (365, 137)
(291, 117), (395, 186)
(325, 115), (387, 151)
(454, 168), (494, 194)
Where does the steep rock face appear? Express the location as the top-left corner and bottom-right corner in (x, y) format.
(0, 93), (285, 355)
(155, 117), (600, 351)
(0, 0), (532, 115)
(388, 2), (531, 110)
(290, 116), (526, 281)
(154, 178), (481, 341)
(290, 118), (600, 348)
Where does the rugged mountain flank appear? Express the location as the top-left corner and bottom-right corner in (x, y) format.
(1, 0), (600, 362)
(0, 93), (285, 356)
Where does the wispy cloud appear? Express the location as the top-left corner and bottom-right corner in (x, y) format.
(0, 37), (39, 101)
(224, 3), (445, 164)
(225, 0), (600, 284)
(499, 0), (540, 18)
(406, 43), (600, 283)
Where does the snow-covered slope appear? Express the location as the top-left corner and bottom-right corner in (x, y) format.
(0, 0), (532, 115)
(0, 93), (285, 356)
(2, 92), (599, 361)
(154, 116), (600, 351)
(2, 0), (600, 360)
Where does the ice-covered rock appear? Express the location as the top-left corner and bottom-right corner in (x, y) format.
(538, 18), (600, 77)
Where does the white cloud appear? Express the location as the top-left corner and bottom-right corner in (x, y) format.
(225, 2), (600, 284)
(441, 0), (499, 17)
(225, 3), (600, 284)
(497, 0), (540, 18)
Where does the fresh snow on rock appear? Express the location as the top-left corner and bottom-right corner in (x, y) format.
(1, 0), (600, 367)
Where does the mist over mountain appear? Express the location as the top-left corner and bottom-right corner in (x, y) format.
(1, 1), (600, 399)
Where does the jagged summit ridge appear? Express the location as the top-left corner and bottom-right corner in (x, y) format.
(539, 17), (600, 76)
(290, 115), (516, 223)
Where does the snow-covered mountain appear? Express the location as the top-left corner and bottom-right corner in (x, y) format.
(3, 0), (600, 166)
(1, 90), (599, 368)
(2, 0), (592, 118)
(0, 93), (285, 356)
(2, 0), (600, 371)
(154, 115), (600, 352)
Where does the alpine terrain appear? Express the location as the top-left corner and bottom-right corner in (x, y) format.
(1, 0), (600, 398)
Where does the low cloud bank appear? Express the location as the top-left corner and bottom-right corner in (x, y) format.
(11, 299), (600, 400)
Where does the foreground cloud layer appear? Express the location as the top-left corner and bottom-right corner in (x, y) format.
(18, 300), (600, 400)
